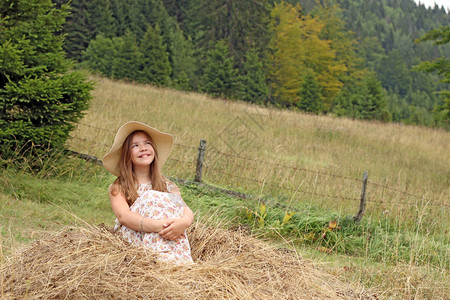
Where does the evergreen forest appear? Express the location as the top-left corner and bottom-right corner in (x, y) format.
(55, 0), (450, 129)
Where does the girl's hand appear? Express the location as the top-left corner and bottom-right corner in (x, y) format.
(151, 218), (172, 233)
(159, 219), (189, 241)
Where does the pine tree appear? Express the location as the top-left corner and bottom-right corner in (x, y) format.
(0, 0), (92, 159)
(140, 25), (172, 86)
(202, 40), (238, 98)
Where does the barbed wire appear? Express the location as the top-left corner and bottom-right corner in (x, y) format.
(204, 148), (444, 205)
(207, 147), (364, 183)
(204, 166), (361, 203)
(206, 157), (358, 191)
(204, 155), (271, 174)
(206, 148), (443, 205)
(172, 142), (199, 150)
(66, 144), (447, 209)
(167, 157), (196, 166)
(204, 166), (447, 208)
(366, 197), (448, 208)
(204, 165), (267, 185)
(368, 180), (427, 201)
(70, 124), (444, 207)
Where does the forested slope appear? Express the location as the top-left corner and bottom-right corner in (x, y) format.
(55, 0), (449, 128)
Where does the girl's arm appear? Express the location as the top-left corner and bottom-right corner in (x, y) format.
(109, 185), (168, 233)
(158, 182), (194, 241)
(158, 206), (194, 241)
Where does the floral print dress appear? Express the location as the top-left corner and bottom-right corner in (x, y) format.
(114, 181), (194, 264)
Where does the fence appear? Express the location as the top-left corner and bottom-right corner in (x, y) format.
(68, 122), (448, 223)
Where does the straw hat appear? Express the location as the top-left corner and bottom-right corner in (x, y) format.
(103, 121), (173, 177)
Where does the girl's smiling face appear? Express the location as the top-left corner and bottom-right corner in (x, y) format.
(130, 131), (155, 168)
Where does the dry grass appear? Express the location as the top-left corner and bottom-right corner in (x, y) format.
(67, 76), (449, 230)
(318, 250), (449, 299)
(0, 219), (377, 299)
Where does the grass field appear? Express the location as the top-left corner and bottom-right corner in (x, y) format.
(67, 76), (449, 229)
(1, 75), (449, 298)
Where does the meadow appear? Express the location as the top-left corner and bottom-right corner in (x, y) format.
(1, 75), (449, 298)
(68, 76), (448, 228)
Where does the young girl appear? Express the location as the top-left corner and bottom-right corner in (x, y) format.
(103, 121), (194, 264)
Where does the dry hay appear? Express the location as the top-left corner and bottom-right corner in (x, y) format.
(1, 221), (377, 299)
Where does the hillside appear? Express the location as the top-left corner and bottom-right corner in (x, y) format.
(1, 75), (449, 298)
(68, 76), (449, 217)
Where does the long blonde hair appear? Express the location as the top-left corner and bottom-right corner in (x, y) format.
(110, 130), (169, 205)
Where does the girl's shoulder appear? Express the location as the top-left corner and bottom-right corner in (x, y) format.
(108, 181), (119, 194)
(165, 180), (180, 194)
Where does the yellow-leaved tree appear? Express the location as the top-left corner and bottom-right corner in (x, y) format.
(313, 3), (365, 112)
(267, 1), (348, 111)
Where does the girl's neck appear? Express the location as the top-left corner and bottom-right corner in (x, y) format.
(133, 165), (151, 185)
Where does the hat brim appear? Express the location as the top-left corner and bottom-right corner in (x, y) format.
(102, 121), (173, 177)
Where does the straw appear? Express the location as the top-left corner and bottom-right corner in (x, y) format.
(1, 218), (376, 299)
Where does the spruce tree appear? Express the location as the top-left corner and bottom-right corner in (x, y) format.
(377, 50), (412, 97)
(58, 0), (91, 61)
(111, 31), (143, 82)
(415, 25), (450, 128)
(171, 0), (271, 67)
(238, 49), (268, 104)
(0, 0), (92, 159)
(128, 0), (152, 40)
(296, 72), (323, 113)
(109, 0), (130, 36)
(86, 0), (115, 38)
(167, 28), (196, 90)
(331, 85), (353, 117)
(82, 34), (115, 77)
(202, 40), (238, 98)
(140, 25), (171, 86)
(56, 0), (114, 62)
(359, 73), (390, 121)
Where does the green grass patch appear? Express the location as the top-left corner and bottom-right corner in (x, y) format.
(1, 155), (448, 271)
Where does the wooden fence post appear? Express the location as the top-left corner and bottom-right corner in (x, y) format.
(195, 139), (207, 182)
(354, 171), (368, 222)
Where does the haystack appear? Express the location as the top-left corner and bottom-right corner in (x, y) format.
(1, 221), (376, 299)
